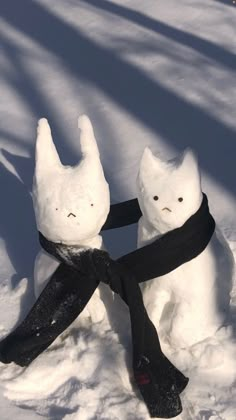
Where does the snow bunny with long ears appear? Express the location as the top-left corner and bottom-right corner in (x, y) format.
(137, 147), (233, 349)
(33, 115), (110, 321)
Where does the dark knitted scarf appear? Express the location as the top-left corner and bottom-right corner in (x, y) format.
(0, 194), (215, 418)
(105, 193), (215, 282)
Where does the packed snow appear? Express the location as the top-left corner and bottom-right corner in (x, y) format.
(138, 148), (233, 347)
(0, 0), (236, 419)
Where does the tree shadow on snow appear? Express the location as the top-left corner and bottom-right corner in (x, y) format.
(80, 0), (236, 71)
(0, 0), (236, 197)
(0, 153), (38, 319)
(0, 33), (79, 168)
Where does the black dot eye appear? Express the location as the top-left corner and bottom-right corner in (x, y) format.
(178, 197), (183, 202)
(91, 204), (94, 207)
(56, 208), (58, 210)
(153, 196), (159, 201)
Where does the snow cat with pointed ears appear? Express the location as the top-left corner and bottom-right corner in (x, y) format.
(137, 147), (234, 350)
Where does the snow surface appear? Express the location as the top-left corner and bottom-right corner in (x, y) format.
(0, 0), (236, 419)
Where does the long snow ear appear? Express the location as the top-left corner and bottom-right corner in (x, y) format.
(35, 118), (62, 178)
(75, 114), (107, 186)
(78, 115), (100, 159)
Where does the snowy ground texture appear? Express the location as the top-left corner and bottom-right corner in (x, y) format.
(0, 0), (236, 419)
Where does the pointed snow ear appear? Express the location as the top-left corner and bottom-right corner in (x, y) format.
(78, 115), (100, 159)
(35, 118), (62, 178)
(138, 147), (166, 186)
(179, 148), (200, 179)
(76, 114), (107, 184)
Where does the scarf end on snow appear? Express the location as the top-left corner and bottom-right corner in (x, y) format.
(133, 355), (188, 418)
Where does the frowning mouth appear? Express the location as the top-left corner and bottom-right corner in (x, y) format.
(162, 207), (172, 212)
(67, 213), (76, 218)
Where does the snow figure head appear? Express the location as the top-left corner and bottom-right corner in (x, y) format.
(137, 148), (203, 233)
(32, 115), (110, 244)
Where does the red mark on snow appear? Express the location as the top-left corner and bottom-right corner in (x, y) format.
(135, 373), (151, 385)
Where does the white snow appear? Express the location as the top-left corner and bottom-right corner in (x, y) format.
(0, 0), (236, 419)
(137, 148), (203, 233)
(33, 116), (110, 244)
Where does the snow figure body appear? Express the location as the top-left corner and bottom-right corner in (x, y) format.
(137, 148), (233, 348)
(33, 115), (110, 323)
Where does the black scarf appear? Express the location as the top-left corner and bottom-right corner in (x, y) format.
(116, 193), (216, 281)
(0, 194), (215, 418)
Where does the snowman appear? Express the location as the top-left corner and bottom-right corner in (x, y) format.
(137, 147), (233, 348)
(33, 115), (110, 323)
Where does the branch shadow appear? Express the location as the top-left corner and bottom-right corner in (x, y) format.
(80, 0), (236, 71)
(0, 0), (236, 198)
(0, 34), (79, 167)
(0, 156), (37, 281)
(0, 155), (38, 321)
